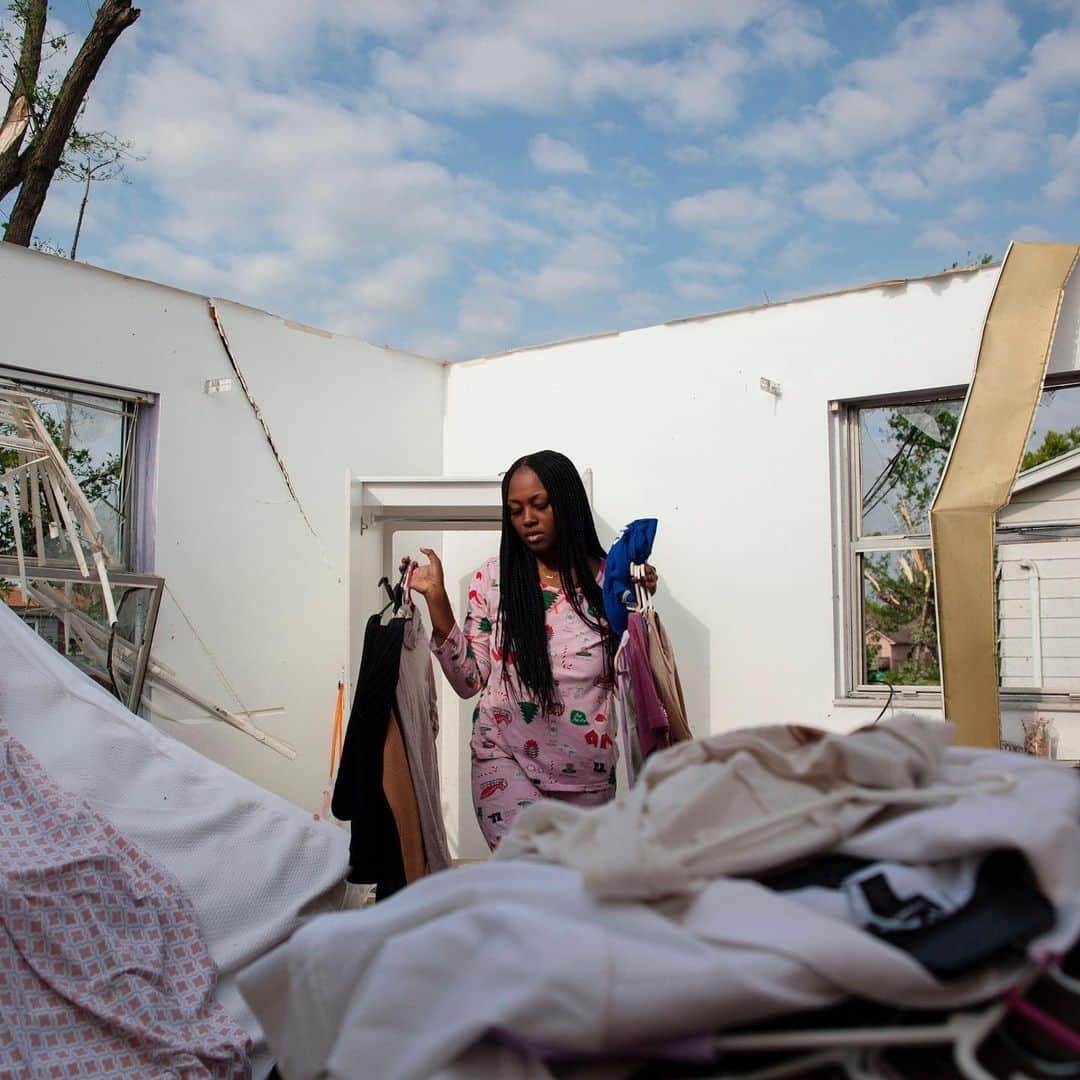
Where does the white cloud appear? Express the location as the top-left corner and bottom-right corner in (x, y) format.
(111, 235), (235, 296)
(576, 39), (748, 127)
(921, 125), (1036, 188)
(953, 197), (984, 224)
(529, 134), (590, 174)
(916, 226), (965, 252)
(669, 145), (710, 164)
(365, 3), (778, 126)
(67, 40), (524, 348)
(667, 256), (742, 279)
(614, 289), (669, 327)
(803, 169), (899, 224)
(773, 234), (831, 274)
(109, 55), (497, 273)
(523, 187), (637, 234)
(666, 256), (742, 301)
(348, 248), (451, 313)
(757, 5), (832, 67)
(457, 275), (523, 342)
(154, 2), (437, 75)
(869, 162), (929, 200)
(408, 270), (524, 360)
(507, 1), (765, 50)
(669, 184), (788, 253)
(1011, 224), (1054, 243)
(744, 0), (1022, 164)
(919, 22), (1080, 190)
(517, 234), (626, 308)
(1045, 123), (1080, 203)
(373, 32), (569, 114)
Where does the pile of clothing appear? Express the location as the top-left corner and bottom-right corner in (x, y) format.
(238, 714), (1080, 1078)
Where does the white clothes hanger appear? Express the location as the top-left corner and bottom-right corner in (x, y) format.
(709, 989), (1032, 1080)
(630, 561), (652, 614)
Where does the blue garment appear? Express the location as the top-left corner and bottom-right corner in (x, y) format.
(603, 518), (657, 639)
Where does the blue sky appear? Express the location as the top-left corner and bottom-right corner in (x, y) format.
(5, 0), (1079, 360)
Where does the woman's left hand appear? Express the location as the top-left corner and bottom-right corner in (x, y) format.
(643, 563), (658, 595)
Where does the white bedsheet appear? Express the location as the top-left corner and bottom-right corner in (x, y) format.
(0, 601), (350, 1079)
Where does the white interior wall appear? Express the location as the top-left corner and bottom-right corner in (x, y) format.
(0, 245), (446, 810)
(437, 528), (502, 858)
(445, 263), (1080, 755)
(7, 244), (1080, 827)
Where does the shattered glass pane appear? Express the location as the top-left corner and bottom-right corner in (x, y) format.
(858, 399), (963, 538)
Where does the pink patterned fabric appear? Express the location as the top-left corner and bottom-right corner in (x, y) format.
(433, 557), (617, 793)
(471, 756), (611, 850)
(0, 725), (251, 1079)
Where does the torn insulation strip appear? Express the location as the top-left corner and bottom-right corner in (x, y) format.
(930, 241), (1080, 748)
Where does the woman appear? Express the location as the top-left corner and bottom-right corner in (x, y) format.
(406, 450), (656, 851)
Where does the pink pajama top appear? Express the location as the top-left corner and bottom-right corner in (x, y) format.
(432, 557), (617, 793)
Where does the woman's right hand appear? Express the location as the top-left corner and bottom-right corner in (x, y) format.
(402, 549), (455, 645)
(402, 548), (446, 600)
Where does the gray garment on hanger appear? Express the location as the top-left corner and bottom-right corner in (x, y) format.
(396, 603), (452, 873)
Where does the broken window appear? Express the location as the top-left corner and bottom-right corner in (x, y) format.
(0, 374), (140, 569)
(1, 370), (152, 675)
(0, 564), (162, 710)
(836, 379), (1080, 702)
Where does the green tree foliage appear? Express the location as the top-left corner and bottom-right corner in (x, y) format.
(944, 252), (995, 271)
(863, 405), (960, 684)
(1022, 427), (1080, 472)
(864, 549), (940, 685)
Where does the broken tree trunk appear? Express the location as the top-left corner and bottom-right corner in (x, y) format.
(3, 0), (140, 244)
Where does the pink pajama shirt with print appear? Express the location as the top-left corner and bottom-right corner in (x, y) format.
(432, 557), (616, 850)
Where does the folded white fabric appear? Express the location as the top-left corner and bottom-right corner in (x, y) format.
(0, 601), (350, 1078)
(497, 714), (975, 899)
(237, 740), (1080, 1080)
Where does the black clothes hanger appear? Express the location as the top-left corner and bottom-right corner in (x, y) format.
(376, 562), (411, 618)
(377, 576), (397, 617)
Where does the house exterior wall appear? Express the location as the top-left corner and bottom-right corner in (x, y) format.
(444, 261), (1080, 759)
(0, 244), (446, 811)
(999, 539), (1080, 691)
(1001, 473), (1080, 528)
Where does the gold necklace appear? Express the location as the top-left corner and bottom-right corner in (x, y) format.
(538, 565), (560, 584)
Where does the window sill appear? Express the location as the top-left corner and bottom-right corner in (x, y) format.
(834, 694), (942, 711)
(836, 693), (1080, 714)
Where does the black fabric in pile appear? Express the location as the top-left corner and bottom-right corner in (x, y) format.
(759, 848), (1054, 979)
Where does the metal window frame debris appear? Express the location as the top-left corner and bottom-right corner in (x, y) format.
(0, 559), (162, 711)
(0, 380), (117, 623)
(1, 380), (293, 758)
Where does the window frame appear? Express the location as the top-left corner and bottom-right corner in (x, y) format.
(831, 376), (1080, 711)
(0, 558), (164, 711)
(0, 366), (155, 572)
